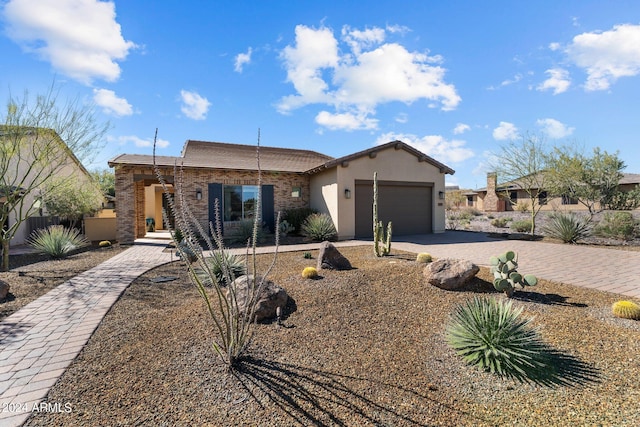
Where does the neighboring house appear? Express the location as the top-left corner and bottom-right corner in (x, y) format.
(467, 172), (640, 212)
(108, 139), (455, 243)
(0, 127), (102, 246)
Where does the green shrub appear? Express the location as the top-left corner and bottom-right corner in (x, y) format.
(446, 296), (548, 379)
(283, 207), (318, 234)
(462, 206), (483, 217)
(196, 251), (246, 286)
(515, 201), (530, 212)
(490, 217), (509, 228)
(594, 211), (639, 241)
(446, 211), (471, 230)
(279, 220), (295, 236)
(28, 225), (89, 258)
(542, 212), (591, 243)
(511, 219), (533, 233)
(301, 213), (337, 241)
(231, 220), (265, 244)
(303, 251), (312, 259)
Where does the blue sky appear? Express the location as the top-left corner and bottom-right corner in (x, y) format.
(1, 0), (640, 189)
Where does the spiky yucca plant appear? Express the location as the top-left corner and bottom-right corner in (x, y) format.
(542, 212), (591, 244)
(301, 213), (337, 241)
(28, 225), (89, 258)
(612, 300), (640, 320)
(196, 251), (246, 286)
(446, 297), (548, 380)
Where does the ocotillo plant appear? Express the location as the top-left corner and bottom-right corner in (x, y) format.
(373, 171), (392, 256)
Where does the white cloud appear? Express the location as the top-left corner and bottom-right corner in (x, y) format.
(537, 68), (571, 94)
(394, 113), (408, 123)
(278, 24), (460, 131)
(565, 23), (640, 91)
(116, 135), (169, 148)
(549, 42), (561, 51)
(93, 88), (133, 116)
(234, 47), (252, 73)
(3, 0), (136, 84)
(492, 122), (519, 140)
(536, 118), (574, 139)
(180, 90), (211, 120)
(315, 110), (378, 131)
(453, 123), (470, 135)
(374, 132), (474, 164)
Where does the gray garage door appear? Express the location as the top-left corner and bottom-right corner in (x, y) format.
(354, 180), (433, 238)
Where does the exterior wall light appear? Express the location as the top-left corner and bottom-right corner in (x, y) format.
(344, 188), (351, 199)
(196, 189), (202, 200)
(438, 191), (445, 200)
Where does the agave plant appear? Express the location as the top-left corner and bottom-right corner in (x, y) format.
(195, 251), (246, 286)
(28, 225), (89, 258)
(301, 213), (337, 241)
(446, 296), (548, 380)
(542, 212), (591, 244)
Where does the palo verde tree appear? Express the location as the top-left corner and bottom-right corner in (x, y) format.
(545, 146), (640, 214)
(491, 133), (549, 235)
(42, 177), (103, 229)
(0, 86), (109, 271)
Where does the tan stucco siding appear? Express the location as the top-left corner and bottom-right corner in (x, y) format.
(309, 168), (339, 231)
(313, 147), (447, 239)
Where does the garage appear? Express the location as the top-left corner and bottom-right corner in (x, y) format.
(354, 180), (433, 238)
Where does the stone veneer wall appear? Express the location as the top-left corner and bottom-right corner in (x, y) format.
(114, 165), (311, 243)
(483, 172), (501, 212)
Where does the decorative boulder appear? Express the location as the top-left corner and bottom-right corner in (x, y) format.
(0, 280), (9, 301)
(423, 258), (479, 291)
(317, 241), (352, 270)
(228, 275), (288, 322)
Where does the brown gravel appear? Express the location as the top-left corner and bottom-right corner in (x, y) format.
(0, 243), (128, 320)
(23, 245), (640, 426)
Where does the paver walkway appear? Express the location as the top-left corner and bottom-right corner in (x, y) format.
(1, 232), (640, 426)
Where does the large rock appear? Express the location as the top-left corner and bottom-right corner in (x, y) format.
(228, 275), (288, 322)
(0, 280), (9, 301)
(317, 241), (352, 270)
(423, 259), (479, 290)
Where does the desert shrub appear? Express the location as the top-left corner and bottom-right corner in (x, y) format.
(511, 219), (533, 233)
(542, 212), (592, 244)
(490, 217), (509, 228)
(28, 225), (89, 258)
(515, 201), (530, 212)
(283, 207), (318, 234)
(594, 211), (639, 241)
(486, 214), (495, 219)
(446, 296), (548, 379)
(303, 251), (312, 259)
(301, 213), (337, 241)
(197, 251), (246, 286)
(446, 211), (471, 230)
(301, 266), (318, 279)
(611, 300), (640, 320)
(416, 253), (432, 263)
(231, 220), (266, 244)
(462, 206), (483, 217)
(99, 240), (112, 247)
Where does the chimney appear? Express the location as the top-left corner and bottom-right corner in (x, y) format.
(483, 172), (500, 212)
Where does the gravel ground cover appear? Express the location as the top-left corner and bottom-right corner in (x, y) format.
(23, 245), (640, 426)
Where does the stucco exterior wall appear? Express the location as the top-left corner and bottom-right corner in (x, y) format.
(310, 147), (447, 239)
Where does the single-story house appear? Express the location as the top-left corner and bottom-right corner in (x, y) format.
(108, 139), (455, 243)
(465, 172), (640, 212)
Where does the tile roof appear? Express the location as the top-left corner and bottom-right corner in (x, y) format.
(108, 139), (455, 175)
(109, 140), (333, 173)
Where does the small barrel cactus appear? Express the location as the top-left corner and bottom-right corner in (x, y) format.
(489, 251), (537, 297)
(416, 253), (433, 263)
(99, 240), (112, 247)
(302, 266), (318, 279)
(612, 300), (640, 320)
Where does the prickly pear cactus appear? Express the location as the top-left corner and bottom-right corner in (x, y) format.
(489, 251), (537, 297)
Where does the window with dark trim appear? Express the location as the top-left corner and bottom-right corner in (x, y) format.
(538, 191), (548, 205)
(223, 185), (260, 221)
(467, 195), (474, 207)
(561, 195), (578, 205)
(510, 191), (518, 202)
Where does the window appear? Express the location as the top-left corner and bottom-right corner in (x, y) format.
(509, 191), (518, 202)
(467, 195), (474, 207)
(292, 186), (301, 198)
(537, 191), (548, 206)
(562, 195), (578, 205)
(223, 185), (260, 221)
